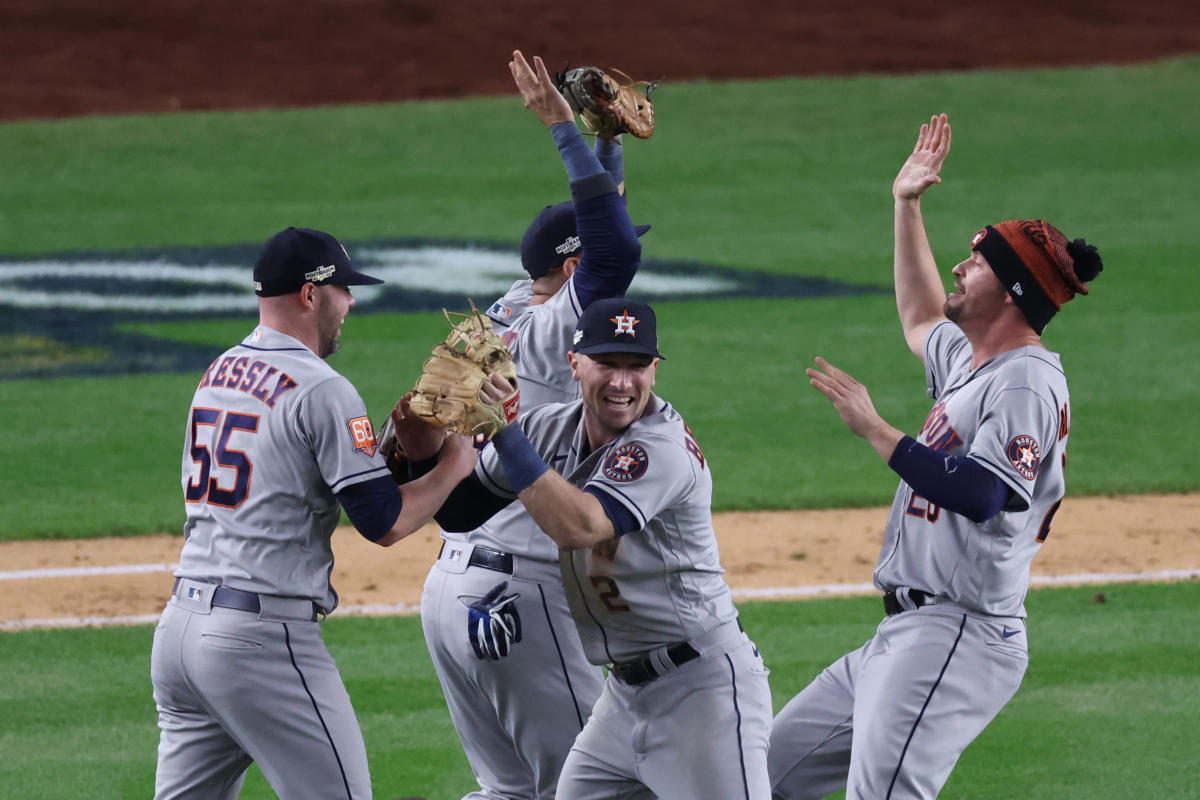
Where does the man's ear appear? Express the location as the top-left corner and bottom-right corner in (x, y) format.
(561, 255), (582, 279)
(567, 351), (581, 381)
(298, 282), (318, 311)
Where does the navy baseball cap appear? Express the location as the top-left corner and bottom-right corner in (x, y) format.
(520, 201), (651, 279)
(253, 227), (384, 297)
(572, 297), (664, 359)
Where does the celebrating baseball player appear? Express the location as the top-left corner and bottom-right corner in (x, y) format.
(402, 297), (773, 800)
(150, 227), (477, 800)
(768, 114), (1104, 799)
(395, 50), (656, 800)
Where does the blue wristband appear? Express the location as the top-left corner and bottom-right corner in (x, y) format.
(492, 426), (551, 493)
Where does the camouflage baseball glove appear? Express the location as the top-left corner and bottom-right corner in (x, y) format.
(408, 303), (520, 438)
(556, 66), (661, 139)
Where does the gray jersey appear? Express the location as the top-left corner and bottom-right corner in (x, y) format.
(441, 275), (593, 564)
(487, 276), (585, 409)
(177, 325), (391, 612)
(477, 396), (738, 663)
(875, 320), (1070, 617)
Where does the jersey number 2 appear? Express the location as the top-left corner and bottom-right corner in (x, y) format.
(185, 408), (260, 508)
(589, 576), (631, 613)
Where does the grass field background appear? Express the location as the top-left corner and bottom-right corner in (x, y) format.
(1, 57), (1198, 539)
(1, 57), (1198, 799)
(2, 582), (1197, 799)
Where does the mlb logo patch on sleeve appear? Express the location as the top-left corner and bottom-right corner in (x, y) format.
(348, 416), (378, 457)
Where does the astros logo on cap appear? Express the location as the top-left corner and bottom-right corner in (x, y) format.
(611, 311), (639, 336)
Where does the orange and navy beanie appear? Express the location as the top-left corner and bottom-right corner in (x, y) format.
(970, 219), (1104, 334)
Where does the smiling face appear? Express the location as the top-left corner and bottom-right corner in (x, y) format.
(313, 283), (356, 358)
(569, 350), (659, 447)
(944, 249), (1009, 328)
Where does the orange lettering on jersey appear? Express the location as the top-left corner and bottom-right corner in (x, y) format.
(1058, 402), (1070, 441)
(349, 416), (378, 457)
(919, 401), (963, 453)
(683, 424), (706, 469)
(592, 538), (620, 561)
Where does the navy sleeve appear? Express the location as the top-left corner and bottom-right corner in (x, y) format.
(593, 136), (624, 187)
(888, 436), (1011, 523)
(337, 475), (404, 542)
(584, 486), (640, 538)
(571, 191), (641, 308)
(434, 473), (516, 532)
(549, 121), (640, 309)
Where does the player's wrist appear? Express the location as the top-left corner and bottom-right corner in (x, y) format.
(492, 425), (550, 493)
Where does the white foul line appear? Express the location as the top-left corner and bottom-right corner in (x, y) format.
(0, 563), (180, 581)
(1, 568), (1196, 632)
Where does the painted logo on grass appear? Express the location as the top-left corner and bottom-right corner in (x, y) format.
(0, 237), (885, 379)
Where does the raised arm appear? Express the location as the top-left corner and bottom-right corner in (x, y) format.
(510, 50), (641, 307)
(893, 114), (953, 359)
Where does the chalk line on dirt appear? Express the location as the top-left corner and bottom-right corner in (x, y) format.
(2, 568), (1196, 631)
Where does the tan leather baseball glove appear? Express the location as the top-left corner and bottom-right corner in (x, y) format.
(408, 303), (520, 438)
(557, 66), (661, 139)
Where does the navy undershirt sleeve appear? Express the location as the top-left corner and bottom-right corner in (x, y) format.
(337, 475), (405, 542)
(584, 486), (640, 538)
(593, 137), (624, 187)
(571, 191), (641, 307)
(887, 436), (1011, 523)
(549, 122), (640, 308)
(433, 473), (515, 532)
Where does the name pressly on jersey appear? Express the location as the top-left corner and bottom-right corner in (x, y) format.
(197, 354), (300, 409)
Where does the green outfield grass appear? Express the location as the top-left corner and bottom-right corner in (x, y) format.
(1, 582), (1196, 798)
(2, 57), (1199, 539)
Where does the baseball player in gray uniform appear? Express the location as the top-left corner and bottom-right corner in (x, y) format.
(414, 51), (648, 799)
(407, 297), (773, 800)
(151, 227), (478, 800)
(768, 114), (1104, 799)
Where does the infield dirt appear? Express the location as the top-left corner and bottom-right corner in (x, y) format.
(2, 494), (1197, 626)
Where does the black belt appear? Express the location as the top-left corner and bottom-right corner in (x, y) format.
(173, 578), (319, 621)
(611, 643), (700, 686)
(440, 542), (514, 575)
(883, 588), (935, 616)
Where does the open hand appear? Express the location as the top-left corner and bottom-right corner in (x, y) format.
(509, 49), (574, 128)
(892, 113), (951, 201)
(806, 357), (885, 439)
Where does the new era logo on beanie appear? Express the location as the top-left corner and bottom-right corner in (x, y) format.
(572, 297), (664, 359)
(253, 227), (384, 297)
(520, 201), (651, 280)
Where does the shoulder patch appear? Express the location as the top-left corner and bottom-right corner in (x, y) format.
(1006, 434), (1041, 480)
(602, 442), (649, 483)
(489, 301), (513, 319)
(348, 415), (379, 457)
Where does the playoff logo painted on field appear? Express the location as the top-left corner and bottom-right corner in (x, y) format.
(0, 236), (886, 380)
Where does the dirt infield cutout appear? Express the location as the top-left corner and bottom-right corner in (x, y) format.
(2, 493), (1196, 629)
